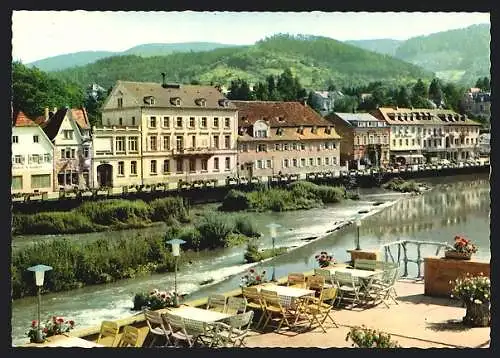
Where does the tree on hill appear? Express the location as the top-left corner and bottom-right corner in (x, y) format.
(12, 61), (85, 119)
(442, 82), (466, 113)
(227, 79), (254, 100)
(307, 91), (322, 113)
(396, 86), (412, 108)
(333, 95), (358, 113)
(253, 82), (269, 101)
(428, 78), (444, 107)
(84, 86), (106, 127)
(411, 78), (429, 107)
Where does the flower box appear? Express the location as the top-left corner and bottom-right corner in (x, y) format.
(444, 250), (472, 260)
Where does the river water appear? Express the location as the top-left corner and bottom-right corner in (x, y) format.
(10, 173), (490, 345)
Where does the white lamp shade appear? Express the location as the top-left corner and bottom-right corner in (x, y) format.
(35, 271), (45, 286)
(355, 220), (362, 227)
(172, 243), (180, 256)
(269, 227), (277, 238)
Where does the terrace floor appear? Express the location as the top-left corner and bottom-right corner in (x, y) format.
(244, 279), (491, 349)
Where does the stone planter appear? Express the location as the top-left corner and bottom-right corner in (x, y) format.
(444, 251), (472, 260)
(463, 301), (490, 327)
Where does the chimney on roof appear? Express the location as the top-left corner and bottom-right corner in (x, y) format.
(301, 97), (307, 106)
(44, 107), (49, 120)
(53, 107), (57, 113)
(161, 72), (167, 88)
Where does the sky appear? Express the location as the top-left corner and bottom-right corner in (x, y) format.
(12, 11), (490, 63)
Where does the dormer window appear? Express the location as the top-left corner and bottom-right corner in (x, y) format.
(170, 97), (182, 106)
(276, 128), (284, 136)
(144, 96), (156, 105)
(218, 99), (229, 107)
(312, 126), (318, 134)
(117, 98), (123, 108)
(196, 98), (207, 107)
(297, 126), (304, 134)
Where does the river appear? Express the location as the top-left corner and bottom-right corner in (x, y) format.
(10, 173), (490, 345)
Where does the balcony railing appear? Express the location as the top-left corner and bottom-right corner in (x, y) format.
(172, 147), (219, 156)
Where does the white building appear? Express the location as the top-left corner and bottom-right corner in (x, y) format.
(98, 77), (238, 188)
(41, 108), (92, 189)
(11, 111), (54, 193)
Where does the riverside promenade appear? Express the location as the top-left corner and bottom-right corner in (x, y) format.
(244, 279), (490, 348)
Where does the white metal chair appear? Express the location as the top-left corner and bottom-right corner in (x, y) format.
(144, 309), (172, 347)
(212, 311), (255, 347)
(206, 294), (227, 313)
(334, 271), (361, 307)
(162, 312), (194, 347)
(225, 297), (247, 315)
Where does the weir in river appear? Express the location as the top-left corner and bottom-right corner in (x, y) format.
(10, 173), (490, 345)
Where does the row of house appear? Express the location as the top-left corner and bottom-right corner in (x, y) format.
(11, 78), (483, 194)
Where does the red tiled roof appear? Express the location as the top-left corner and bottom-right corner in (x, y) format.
(34, 116), (47, 125)
(231, 101), (331, 127)
(12, 111), (38, 127)
(71, 108), (90, 129)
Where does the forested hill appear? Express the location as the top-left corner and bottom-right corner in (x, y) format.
(346, 24), (490, 85)
(27, 42), (240, 72)
(50, 34), (433, 90)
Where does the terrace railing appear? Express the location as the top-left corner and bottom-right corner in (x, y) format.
(379, 239), (454, 279)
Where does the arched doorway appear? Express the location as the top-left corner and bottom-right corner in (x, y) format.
(96, 164), (113, 188)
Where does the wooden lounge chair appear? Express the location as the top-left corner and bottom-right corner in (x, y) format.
(96, 320), (120, 347)
(287, 273), (306, 288)
(242, 287), (266, 329)
(116, 326), (141, 347)
(144, 309), (172, 347)
(260, 289), (292, 332)
(303, 287), (339, 333)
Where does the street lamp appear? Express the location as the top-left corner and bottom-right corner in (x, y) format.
(354, 219), (362, 251)
(166, 238), (185, 307)
(27, 264), (53, 343)
(266, 223), (281, 282)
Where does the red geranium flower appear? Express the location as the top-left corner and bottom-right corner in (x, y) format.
(69, 320), (75, 326)
(57, 318), (64, 323)
(31, 320), (37, 327)
(256, 276), (261, 281)
(43, 328), (48, 333)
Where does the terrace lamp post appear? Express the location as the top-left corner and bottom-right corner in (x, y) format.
(166, 239), (186, 307)
(27, 264), (53, 343)
(266, 223), (281, 282)
(355, 219), (362, 251)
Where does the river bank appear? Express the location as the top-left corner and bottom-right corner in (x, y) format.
(11, 173), (490, 345)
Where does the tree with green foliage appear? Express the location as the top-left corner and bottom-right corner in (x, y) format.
(253, 82), (269, 101)
(12, 61), (85, 119)
(307, 91), (322, 113)
(266, 75), (279, 100)
(442, 82), (466, 113)
(428, 78), (444, 107)
(276, 68), (296, 101)
(334, 95), (358, 113)
(475, 77), (490, 91)
(227, 79), (254, 100)
(396, 86), (412, 108)
(84, 86), (106, 127)
(411, 79), (428, 107)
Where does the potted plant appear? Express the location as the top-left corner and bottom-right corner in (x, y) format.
(132, 288), (179, 311)
(240, 267), (268, 287)
(315, 251), (336, 268)
(450, 273), (490, 327)
(26, 316), (75, 343)
(445, 235), (477, 260)
(345, 325), (400, 348)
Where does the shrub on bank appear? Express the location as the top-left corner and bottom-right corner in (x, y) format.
(12, 212), (98, 235)
(11, 234), (180, 299)
(195, 213), (235, 249)
(149, 197), (190, 223)
(244, 243), (288, 263)
(76, 199), (152, 226)
(383, 178), (422, 193)
(233, 215), (261, 237)
(220, 190), (251, 211)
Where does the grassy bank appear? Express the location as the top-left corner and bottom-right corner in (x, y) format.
(383, 178), (427, 193)
(244, 243), (288, 263)
(12, 197), (190, 236)
(220, 181), (353, 212)
(12, 212), (260, 299)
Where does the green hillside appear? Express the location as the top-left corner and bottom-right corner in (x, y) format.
(27, 42), (239, 72)
(28, 51), (117, 72)
(345, 24), (490, 86)
(345, 39), (402, 56)
(51, 34), (433, 90)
